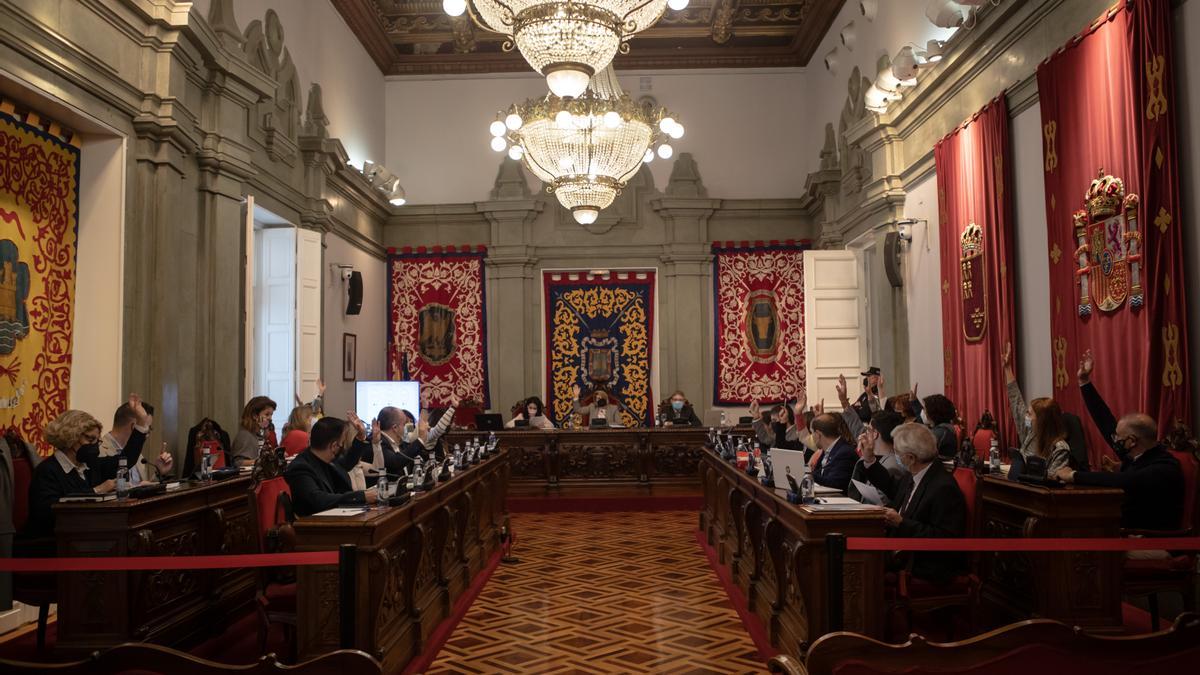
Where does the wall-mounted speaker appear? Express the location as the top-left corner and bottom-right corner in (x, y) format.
(346, 271), (363, 315)
(883, 232), (903, 288)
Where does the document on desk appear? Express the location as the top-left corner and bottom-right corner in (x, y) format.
(814, 484), (841, 495)
(850, 479), (883, 505)
(311, 507), (368, 517)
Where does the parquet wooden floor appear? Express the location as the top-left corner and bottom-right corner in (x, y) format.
(427, 511), (766, 674)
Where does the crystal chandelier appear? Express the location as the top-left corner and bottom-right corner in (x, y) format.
(487, 67), (683, 225)
(443, 0), (691, 98)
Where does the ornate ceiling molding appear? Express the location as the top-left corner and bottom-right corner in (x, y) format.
(331, 0), (844, 75)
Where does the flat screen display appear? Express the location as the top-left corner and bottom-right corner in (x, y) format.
(355, 381), (420, 426)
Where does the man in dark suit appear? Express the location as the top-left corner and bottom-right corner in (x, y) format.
(373, 406), (419, 475)
(810, 414), (858, 492)
(284, 417), (377, 517)
(883, 423), (968, 584)
(1053, 350), (1184, 533)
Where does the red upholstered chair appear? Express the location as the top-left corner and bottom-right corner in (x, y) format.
(886, 467), (982, 642)
(192, 439), (226, 471)
(247, 474), (296, 656)
(1121, 443), (1199, 629)
(971, 429), (996, 464)
(454, 402), (484, 429)
(9, 445), (56, 651)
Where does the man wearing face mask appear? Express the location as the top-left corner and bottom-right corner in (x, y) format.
(284, 416), (377, 517)
(661, 390), (702, 427)
(851, 367), (885, 422)
(573, 385), (620, 426)
(809, 413), (859, 492)
(849, 410), (907, 506)
(373, 406), (419, 475)
(882, 423), (968, 584)
(1053, 350), (1184, 533)
(24, 400), (149, 541)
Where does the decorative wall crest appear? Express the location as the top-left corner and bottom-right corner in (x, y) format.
(243, 9), (302, 164)
(838, 66), (872, 196)
(665, 152), (707, 198)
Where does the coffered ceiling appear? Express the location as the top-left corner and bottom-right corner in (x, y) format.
(332, 0), (846, 75)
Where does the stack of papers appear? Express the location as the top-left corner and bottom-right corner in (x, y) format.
(310, 507), (368, 517)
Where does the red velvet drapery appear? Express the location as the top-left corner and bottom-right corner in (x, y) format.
(1037, 0), (1189, 466)
(936, 96), (1018, 448)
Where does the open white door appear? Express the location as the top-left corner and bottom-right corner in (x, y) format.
(254, 226), (296, 431)
(296, 229), (323, 403)
(804, 250), (867, 411)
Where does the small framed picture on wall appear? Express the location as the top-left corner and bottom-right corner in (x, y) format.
(342, 333), (357, 381)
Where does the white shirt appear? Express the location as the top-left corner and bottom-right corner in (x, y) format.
(54, 450), (88, 481)
(902, 463), (932, 514)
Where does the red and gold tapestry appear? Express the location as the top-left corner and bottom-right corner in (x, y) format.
(712, 241), (808, 405)
(388, 246), (489, 409)
(1038, 0), (1189, 465)
(544, 271), (655, 427)
(936, 96), (1018, 445)
(0, 110), (80, 456)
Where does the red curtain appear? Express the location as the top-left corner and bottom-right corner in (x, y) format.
(1038, 0), (1189, 466)
(936, 96), (1018, 446)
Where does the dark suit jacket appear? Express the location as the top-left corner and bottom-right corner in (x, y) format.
(661, 405), (702, 427)
(813, 438), (858, 492)
(284, 449), (368, 517)
(889, 461), (968, 584)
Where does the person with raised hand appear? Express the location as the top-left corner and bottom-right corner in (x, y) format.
(1003, 342), (1072, 475)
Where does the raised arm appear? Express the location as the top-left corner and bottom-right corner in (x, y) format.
(1002, 344), (1030, 444)
(835, 374), (866, 438)
(1076, 349), (1119, 449)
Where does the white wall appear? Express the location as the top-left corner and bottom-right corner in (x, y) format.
(70, 134), (126, 417)
(1177, 0), (1200, 425)
(384, 69), (810, 204)
(901, 173), (944, 393)
(322, 234), (387, 417)
(804, 0), (957, 175)
(190, 0), (386, 169)
(1011, 104), (1053, 399)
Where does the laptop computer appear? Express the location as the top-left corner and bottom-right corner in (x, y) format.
(475, 413), (503, 431)
(771, 448), (808, 493)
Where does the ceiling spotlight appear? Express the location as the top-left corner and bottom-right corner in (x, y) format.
(839, 21), (856, 51)
(859, 0), (878, 21)
(892, 46), (919, 83)
(923, 39), (947, 62)
(926, 0), (966, 28)
(864, 84), (890, 113)
(387, 180), (406, 206)
(824, 47), (839, 73)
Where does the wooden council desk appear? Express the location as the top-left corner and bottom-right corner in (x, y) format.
(294, 449), (510, 675)
(446, 427), (708, 496)
(700, 449), (886, 658)
(978, 475), (1125, 631)
(52, 475), (257, 652)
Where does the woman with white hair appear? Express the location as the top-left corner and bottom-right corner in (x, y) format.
(882, 423), (968, 584)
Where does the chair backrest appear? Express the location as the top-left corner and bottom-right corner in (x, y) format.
(250, 476), (292, 552)
(807, 613), (1200, 675)
(280, 430), (308, 457)
(971, 429), (995, 463)
(192, 440), (226, 472)
(0, 642), (382, 674)
(952, 467), (979, 537)
(11, 454), (34, 533)
(1168, 448), (1198, 532)
(1062, 412), (1090, 472)
(454, 404), (482, 429)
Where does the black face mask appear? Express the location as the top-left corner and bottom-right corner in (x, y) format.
(772, 422), (789, 438)
(596, 398), (608, 407)
(76, 442), (101, 465)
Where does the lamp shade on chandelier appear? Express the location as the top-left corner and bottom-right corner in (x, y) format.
(443, 0), (690, 98)
(488, 66), (683, 225)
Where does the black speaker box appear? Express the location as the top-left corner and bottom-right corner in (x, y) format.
(347, 270), (363, 315)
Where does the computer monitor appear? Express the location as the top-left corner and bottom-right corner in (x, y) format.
(355, 381), (420, 428)
(475, 414), (503, 431)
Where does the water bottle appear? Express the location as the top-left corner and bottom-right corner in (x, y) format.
(377, 473), (390, 503)
(116, 457), (130, 499)
(488, 431), (497, 452)
(800, 472), (815, 504)
(989, 437), (1001, 473)
(720, 410), (728, 428)
(413, 456), (424, 482)
(200, 446), (212, 481)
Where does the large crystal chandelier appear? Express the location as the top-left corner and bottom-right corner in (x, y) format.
(487, 67), (684, 225)
(443, 0), (691, 98)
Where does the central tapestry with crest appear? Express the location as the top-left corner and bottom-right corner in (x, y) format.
(544, 270), (655, 428)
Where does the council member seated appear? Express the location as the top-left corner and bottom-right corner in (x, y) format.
(284, 416), (377, 517)
(849, 410), (907, 506)
(98, 397), (171, 483)
(882, 423), (968, 584)
(507, 397), (554, 429)
(659, 391), (701, 427)
(280, 404), (315, 457)
(914, 393), (959, 459)
(749, 397), (809, 454)
(24, 402), (148, 540)
(372, 406), (419, 475)
(851, 366), (885, 422)
(809, 413), (858, 491)
(232, 396), (277, 467)
(1003, 344), (1072, 475)
(572, 385), (620, 426)
(418, 396), (459, 458)
(1053, 350), (1184, 534)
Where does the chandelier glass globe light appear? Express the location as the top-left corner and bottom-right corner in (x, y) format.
(488, 66), (682, 225)
(443, 0), (690, 98)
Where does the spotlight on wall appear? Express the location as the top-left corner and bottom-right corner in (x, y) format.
(922, 39), (947, 63)
(360, 161), (408, 207)
(839, 20), (856, 51)
(824, 47), (840, 74)
(859, 0), (878, 21)
(891, 46), (920, 83)
(895, 218), (918, 243)
(925, 0), (967, 28)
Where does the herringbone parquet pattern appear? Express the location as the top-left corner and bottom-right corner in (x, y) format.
(428, 511), (765, 674)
